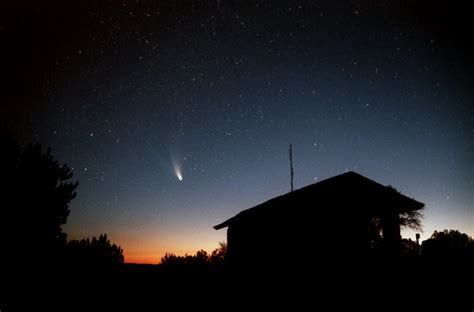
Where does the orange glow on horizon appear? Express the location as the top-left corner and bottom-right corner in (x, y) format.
(67, 216), (227, 265)
(124, 251), (161, 264)
(122, 236), (224, 264)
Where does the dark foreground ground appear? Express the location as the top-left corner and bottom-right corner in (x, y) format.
(2, 256), (472, 311)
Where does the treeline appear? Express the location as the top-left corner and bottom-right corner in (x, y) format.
(421, 229), (474, 257)
(65, 234), (124, 269)
(400, 229), (474, 258)
(159, 242), (227, 272)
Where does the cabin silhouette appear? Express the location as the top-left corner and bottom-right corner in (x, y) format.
(214, 171), (424, 267)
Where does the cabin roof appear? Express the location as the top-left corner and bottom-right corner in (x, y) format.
(214, 171), (424, 230)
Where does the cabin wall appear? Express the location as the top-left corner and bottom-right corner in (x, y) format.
(380, 212), (401, 254)
(227, 223), (264, 266)
(226, 208), (405, 268)
(227, 221), (298, 267)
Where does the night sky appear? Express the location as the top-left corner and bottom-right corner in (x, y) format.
(2, 1), (473, 263)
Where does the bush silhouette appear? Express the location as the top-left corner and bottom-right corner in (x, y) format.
(401, 238), (420, 256)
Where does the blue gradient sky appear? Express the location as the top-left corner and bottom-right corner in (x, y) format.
(3, 1), (472, 263)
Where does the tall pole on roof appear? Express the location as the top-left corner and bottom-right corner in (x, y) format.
(289, 143), (294, 192)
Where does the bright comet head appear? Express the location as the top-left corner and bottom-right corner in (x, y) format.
(173, 162), (183, 181)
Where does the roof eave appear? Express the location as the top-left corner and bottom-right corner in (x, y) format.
(213, 221), (229, 230)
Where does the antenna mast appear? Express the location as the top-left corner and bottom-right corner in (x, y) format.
(289, 144), (294, 192)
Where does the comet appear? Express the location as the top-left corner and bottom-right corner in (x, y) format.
(173, 161), (183, 181)
(176, 169), (183, 181)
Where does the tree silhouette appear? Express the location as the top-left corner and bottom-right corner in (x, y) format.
(0, 141), (78, 264)
(399, 209), (423, 232)
(210, 241), (227, 265)
(387, 185), (424, 232)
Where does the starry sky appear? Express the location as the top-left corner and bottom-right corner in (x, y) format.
(1, 1), (473, 263)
